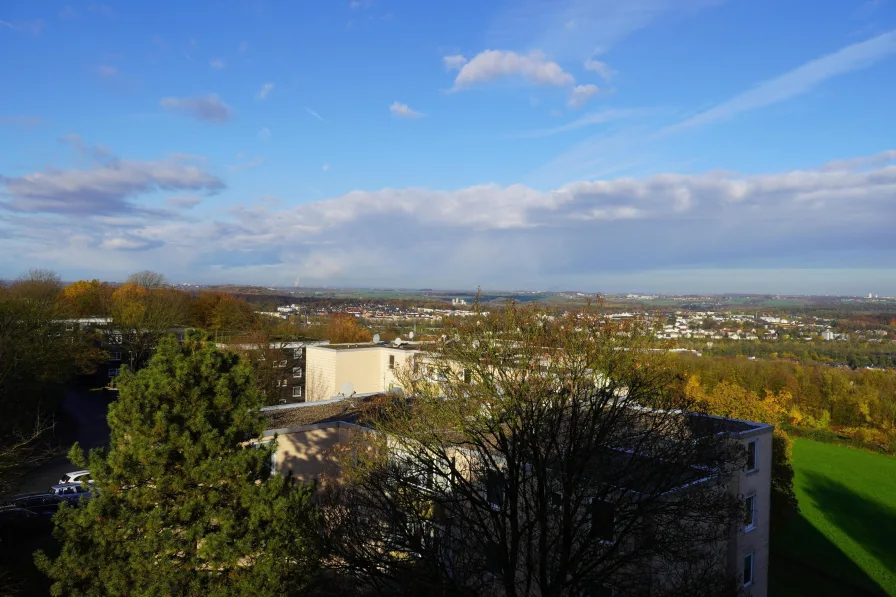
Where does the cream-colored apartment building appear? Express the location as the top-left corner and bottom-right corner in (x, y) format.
(262, 396), (773, 596)
(304, 341), (422, 402)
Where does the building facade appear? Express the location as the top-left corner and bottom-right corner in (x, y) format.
(304, 341), (422, 401)
(262, 398), (773, 596)
(217, 340), (329, 406)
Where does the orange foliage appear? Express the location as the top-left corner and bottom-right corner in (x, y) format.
(327, 313), (373, 343)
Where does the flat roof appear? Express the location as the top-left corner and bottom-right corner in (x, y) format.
(315, 341), (422, 351)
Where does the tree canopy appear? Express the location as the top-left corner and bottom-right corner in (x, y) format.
(36, 332), (319, 597)
(320, 302), (746, 597)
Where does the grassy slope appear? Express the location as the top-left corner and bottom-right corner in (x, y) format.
(770, 438), (896, 596)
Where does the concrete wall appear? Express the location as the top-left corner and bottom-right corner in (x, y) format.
(305, 344), (421, 401)
(265, 422), (368, 483)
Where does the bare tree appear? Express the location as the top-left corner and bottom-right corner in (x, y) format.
(9, 268), (63, 304)
(320, 302), (746, 597)
(126, 270), (168, 289)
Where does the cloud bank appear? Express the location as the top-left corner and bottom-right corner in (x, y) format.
(2, 150), (894, 291)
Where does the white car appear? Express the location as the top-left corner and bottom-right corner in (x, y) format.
(58, 470), (93, 485)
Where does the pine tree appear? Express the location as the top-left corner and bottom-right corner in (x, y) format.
(36, 331), (319, 597)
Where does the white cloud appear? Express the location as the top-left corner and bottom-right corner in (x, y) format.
(443, 55), (468, 70)
(567, 83), (599, 108)
(389, 101), (425, 118)
(305, 107), (328, 123)
(96, 65), (118, 78)
(452, 49), (575, 89)
(165, 195), (203, 209)
(100, 236), (156, 250)
(228, 157), (264, 173)
(0, 115), (42, 128)
(0, 154), (224, 214)
(160, 94), (234, 123)
(667, 29), (896, 133)
(210, 58), (226, 70)
(322, 163), (331, 171)
(5, 151), (896, 293)
(0, 19), (44, 35)
(258, 126), (271, 142)
(255, 82), (275, 100)
(584, 55), (614, 79)
(510, 108), (653, 138)
(821, 150), (896, 172)
(488, 0), (721, 62)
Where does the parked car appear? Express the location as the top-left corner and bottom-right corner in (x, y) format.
(47, 483), (93, 503)
(58, 470), (93, 485)
(3, 493), (70, 516)
(0, 506), (45, 538)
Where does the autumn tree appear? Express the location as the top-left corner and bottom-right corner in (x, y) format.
(683, 376), (799, 533)
(36, 332), (319, 596)
(61, 279), (113, 317)
(327, 313), (373, 343)
(0, 272), (103, 495)
(320, 303), (746, 597)
(105, 273), (190, 370)
(190, 292), (257, 334)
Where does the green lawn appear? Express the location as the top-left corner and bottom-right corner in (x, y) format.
(770, 438), (896, 596)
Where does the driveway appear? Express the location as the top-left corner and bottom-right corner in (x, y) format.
(16, 387), (114, 494)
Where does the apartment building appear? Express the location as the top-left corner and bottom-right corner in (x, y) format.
(216, 340), (329, 405)
(304, 340), (422, 401)
(261, 396), (773, 596)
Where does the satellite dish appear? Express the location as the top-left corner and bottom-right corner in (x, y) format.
(373, 333), (380, 343)
(408, 331), (414, 340)
(340, 382), (355, 396)
(393, 338), (403, 346)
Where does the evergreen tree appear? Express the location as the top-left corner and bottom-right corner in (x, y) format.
(36, 332), (318, 597)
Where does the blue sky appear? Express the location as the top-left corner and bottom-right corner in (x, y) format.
(1, 0), (896, 294)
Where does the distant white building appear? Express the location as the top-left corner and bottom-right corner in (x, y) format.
(452, 297), (468, 306)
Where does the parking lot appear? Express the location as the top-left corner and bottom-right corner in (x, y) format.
(16, 387), (112, 494)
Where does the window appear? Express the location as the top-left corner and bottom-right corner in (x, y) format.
(389, 355), (395, 370)
(550, 490), (563, 512)
(590, 499), (615, 542)
(484, 540), (504, 575)
(110, 352), (122, 361)
(292, 386), (302, 398)
(274, 359), (287, 368)
(292, 367), (303, 378)
(744, 494), (756, 532)
(485, 470), (504, 508)
(743, 552), (754, 587)
(276, 379), (289, 388)
(293, 347), (304, 359)
(108, 368), (120, 378)
(746, 440), (758, 472)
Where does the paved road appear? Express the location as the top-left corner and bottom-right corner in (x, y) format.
(16, 387), (114, 494)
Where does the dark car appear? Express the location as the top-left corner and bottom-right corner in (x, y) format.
(3, 492), (70, 516)
(0, 505), (49, 541)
